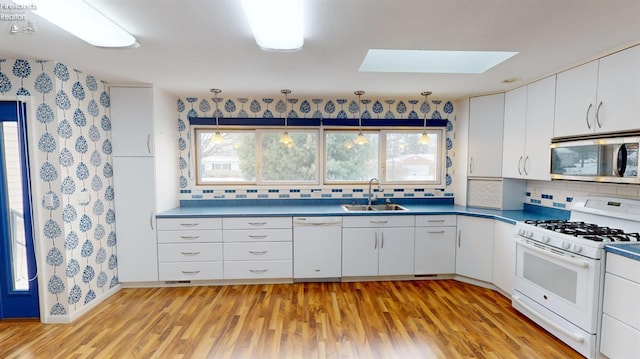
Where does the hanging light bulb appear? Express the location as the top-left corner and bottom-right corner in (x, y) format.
(419, 91), (432, 145)
(279, 89), (294, 146)
(210, 88), (224, 144)
(354, 90), (367, 145)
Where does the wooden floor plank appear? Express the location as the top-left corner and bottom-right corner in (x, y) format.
(0, 280), (583, 358)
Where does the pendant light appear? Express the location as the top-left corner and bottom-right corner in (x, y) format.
(210, 88), (224, 144)
(419, 91), (432, 145)
(279, 89), (294, 146)
(353, 90), (367, 145)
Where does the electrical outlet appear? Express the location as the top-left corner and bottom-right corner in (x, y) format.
(42, 193), (54, 208)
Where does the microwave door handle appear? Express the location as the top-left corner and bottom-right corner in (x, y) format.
(614, 144), (627, 177)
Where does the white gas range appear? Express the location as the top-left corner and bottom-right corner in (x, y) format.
(512, 197), (640, 359)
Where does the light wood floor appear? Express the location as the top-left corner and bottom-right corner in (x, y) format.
(1, 280), (582, 358)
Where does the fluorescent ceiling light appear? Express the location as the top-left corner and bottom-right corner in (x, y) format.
(241, 0), (303, 52)
(13, 0), (137, 48)
(359, 50), (518, 74)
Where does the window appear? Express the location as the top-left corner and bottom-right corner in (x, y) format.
(325, 131), (379, 182)
(324, 130), (443, 184)
(195, 128), (319, 185)
(384, 131), (441, 183)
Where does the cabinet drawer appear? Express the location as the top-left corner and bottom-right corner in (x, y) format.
(157, 217), (222, 231)
(223, 217), (291, 230)
(223, 228), (292, 242)
(342, 215), (414, 228)
(603, 272), (640, 330)
(607, 252), (640, 283)
(158, 261), (223, 281)
(415, 215), (456, 227)
(224, 242), (292, 261)
(157, 230), (222, 243)
(158, 243), (222, 262)
(224, 260), (292, 279)
(600, 314), (640, 359)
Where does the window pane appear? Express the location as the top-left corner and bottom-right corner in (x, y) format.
(326, 132), (379, 182)
(261, 131), (318, 182)
(385, 132), (439, 182)
(197, 130), (256, 183)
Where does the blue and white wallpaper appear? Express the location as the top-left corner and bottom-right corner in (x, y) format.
(0, 59), (117, 321)
(177, 96), (458, 200)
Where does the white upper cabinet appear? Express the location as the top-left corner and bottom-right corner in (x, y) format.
(468, 93), (505, 178)
(554, 45), (640, 137)
(502, 76), (556, 180)
(110, 87), (154, 157)
(502, 86), (527, 179)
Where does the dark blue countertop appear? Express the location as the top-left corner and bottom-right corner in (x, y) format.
(157, 199), (569, 225)
(605, 243), (640, 261)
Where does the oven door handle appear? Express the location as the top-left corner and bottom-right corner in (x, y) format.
(517, 239), (589, 268)
(512, 294), (585, 343)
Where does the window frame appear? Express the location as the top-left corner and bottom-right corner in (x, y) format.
(193, 126), (446, 187)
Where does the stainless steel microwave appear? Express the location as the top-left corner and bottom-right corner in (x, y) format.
(550, 133), (639, 184)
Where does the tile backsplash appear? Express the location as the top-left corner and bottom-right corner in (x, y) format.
(526, 180), (640, 209)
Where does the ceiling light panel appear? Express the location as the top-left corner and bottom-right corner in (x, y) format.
(13, 0), (137, 48)
(241, 0), (303, 52)
(359, 49), (518, 74)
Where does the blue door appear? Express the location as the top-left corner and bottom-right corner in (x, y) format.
(0, 100), (39, 319)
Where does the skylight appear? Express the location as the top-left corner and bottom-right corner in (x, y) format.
(359, 50), (518, 74)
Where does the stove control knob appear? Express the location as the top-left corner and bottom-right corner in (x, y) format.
(541, 235), (551, 243)
(525, 231), (534, 239)
(562, 241), (571, 250)
(518, 228), (526, 236)
(573, 244), (583, 253)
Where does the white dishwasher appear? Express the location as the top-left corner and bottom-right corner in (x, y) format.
(293, 217), (343, 280)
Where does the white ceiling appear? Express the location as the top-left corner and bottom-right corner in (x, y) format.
(2, 0), (640, 101)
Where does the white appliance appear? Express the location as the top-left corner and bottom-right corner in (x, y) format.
(512, 197), (640, 358)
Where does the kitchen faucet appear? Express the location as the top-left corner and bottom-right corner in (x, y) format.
(368, 178), (381, 207)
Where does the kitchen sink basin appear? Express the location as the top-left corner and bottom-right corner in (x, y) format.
(341, 203), (408, 212)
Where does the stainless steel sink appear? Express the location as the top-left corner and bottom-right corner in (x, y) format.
(341, 203), (408, 212)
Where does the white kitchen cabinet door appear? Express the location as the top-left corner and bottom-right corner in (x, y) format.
(595, 45), (640, 134)
(378, 227), (414, 276)
(342, 228), (379, 277)
(492, 220), (515, 295)
(455, 216), (494, 282)
(468, 93), (505, 178)
(113, 157), (158, 282)
(414, 226), (456, 274)
(110, 87), (154, 157)
(553, 61), (599, 137)
(501, 86), (527, 179)
(523, 76), (555, 180)
(293, 224), (342, 279)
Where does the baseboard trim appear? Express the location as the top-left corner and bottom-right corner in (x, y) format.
(41, 284), (122, 324)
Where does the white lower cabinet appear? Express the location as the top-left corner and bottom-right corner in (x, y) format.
(600, 253), (640, 358)
(455, 216), (494, 283)
(222, 217), (292, 280)
(342, 216), (415, 277)
(293, 217), (342, 279)
(414, 215), (457, 275)
(492, 220), (516, 295)
(156, 217), (223, 281)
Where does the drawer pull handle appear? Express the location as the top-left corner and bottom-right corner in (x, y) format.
(249, 222), (267, 226)
(427, 219), (445, 223)
(180, 223), (199, 227)
(180, 235), (200, 240)
(370, 220), (388, 224)
(249, 250), (268, 255)
(249, 235), (268, 239)
(181, 251), (201, 256)
(427, 230), (446, 234)
(249, 269), (268, 274)
(181, 270), (201, 275)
